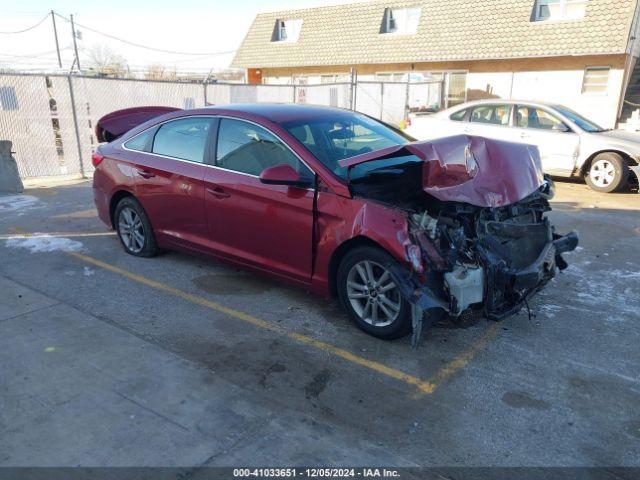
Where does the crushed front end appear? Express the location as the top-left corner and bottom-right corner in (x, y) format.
(403, 180), (578, 327)
(341, 135), (579, 344)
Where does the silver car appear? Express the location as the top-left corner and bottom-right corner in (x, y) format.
(406, 100), (640, 193)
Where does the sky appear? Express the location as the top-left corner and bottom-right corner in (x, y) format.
(0, 0), (360, 73)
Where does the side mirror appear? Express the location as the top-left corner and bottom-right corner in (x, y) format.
(259, 164), (311, 188)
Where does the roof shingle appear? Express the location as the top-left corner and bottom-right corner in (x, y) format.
(231, 0), (638, 68)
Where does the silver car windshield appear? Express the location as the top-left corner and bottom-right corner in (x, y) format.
(553, 106), (606, 133)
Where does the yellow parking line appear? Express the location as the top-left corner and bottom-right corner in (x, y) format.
(412, 322), (501, 399)
(68, 251), (499, 395)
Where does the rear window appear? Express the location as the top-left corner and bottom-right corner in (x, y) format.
(470, 105), (512, 126)
(152, 117), (213, 163)
(124, 129), (155, 152)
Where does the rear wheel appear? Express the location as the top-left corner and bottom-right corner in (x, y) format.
(337, 246), (412, 340)
(114, 197), (158, 257)
(585, 152), (629, 193)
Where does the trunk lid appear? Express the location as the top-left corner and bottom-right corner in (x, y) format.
(339, 135), (545, 208)
(95, 106), (180, 143)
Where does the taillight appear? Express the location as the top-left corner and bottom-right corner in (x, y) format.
(92, 152), (105, 168)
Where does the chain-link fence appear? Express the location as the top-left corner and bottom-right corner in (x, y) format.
(0, 72), (443, 179)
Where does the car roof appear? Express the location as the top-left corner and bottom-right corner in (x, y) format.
(446, 99), (560, 111)
(197, 103), (359, 125)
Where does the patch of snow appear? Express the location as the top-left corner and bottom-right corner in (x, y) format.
(562, 263), (640, 316)
(0, 195), (40, 213)
(83, 266), (94, 276)
(538, 304), (561, 318)
(5, 235), (83, 253)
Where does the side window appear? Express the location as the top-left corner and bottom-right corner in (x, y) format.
(123, 129), (155, 152)
(516, 106), (567, 131)
(217, 118), (313, 179)
(449, 109), (467, 121)
(152, 117), (213, 163)
(470, 105), (512, 126)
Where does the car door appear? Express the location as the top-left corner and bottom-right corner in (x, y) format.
(466, 104), (514, 141)
(512, 105), (579, 175)
(203, 117), (315, 283)
(125, 116), (215, 249)
(431, 107), (472, 139)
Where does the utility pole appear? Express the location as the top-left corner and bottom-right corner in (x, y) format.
(70, 14), (81, 71)
(51, 11), (62, 69)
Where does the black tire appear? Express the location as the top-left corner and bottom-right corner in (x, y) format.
(585, 152), (629, 193)
(337, 246), (412, 340)
(114, 196), (159, 257)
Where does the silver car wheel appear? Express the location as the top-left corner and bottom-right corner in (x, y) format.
(590, 159), (616, 188)
(346, 260), (401, 327)
(118, 207), (145, 253)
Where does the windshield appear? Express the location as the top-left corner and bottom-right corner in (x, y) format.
(553, 105), (605, 132)
(282, 112), (409, 179)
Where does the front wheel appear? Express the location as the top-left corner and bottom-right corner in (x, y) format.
(114, 196), (158, 257)
(585, 152), (629, 193)
(337, 246), (412, 340)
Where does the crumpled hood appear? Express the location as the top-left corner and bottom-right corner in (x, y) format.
(339, 135), (545, 208)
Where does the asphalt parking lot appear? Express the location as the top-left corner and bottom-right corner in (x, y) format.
(1, 179), (639, 468)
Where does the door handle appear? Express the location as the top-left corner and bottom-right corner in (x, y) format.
(137, 169), (155, 179)
(206, 186), (231, 199)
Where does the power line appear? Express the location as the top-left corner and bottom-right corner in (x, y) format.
(0, 13), (49, 34)
(54, 12), (237, 57)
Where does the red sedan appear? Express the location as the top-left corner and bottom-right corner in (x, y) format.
(92, 104), (577, 341)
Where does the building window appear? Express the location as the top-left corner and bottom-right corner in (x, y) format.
(375, 72), (408, 82)
(321, 74), (350, 84)
(582, 67), (610, 94)
(272, 19), (303, 42)
(534, 0), (587, 21)
(292, 75), (309, 85)
(446, 72), (467, 107)
(380, 7), (421, 35)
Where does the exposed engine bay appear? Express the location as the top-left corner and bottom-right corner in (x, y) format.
(343, 135), (579, 344)
(406, 181), (578, 321)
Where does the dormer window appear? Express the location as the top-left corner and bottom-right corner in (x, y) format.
(533, 0), (587, 21)
(381, 7), (421, 35)
(272, 19), (303, 42)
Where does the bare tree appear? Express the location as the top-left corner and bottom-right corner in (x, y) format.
(145, 64), (178, 81)
(86, 44), (128, 77)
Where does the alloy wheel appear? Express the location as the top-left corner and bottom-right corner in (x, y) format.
(590, 159), (616, 188)
(346, 260), (401, 327)
(118, 207), (145, 253)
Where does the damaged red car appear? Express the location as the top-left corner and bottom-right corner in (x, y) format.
(92, 104), (578, 341)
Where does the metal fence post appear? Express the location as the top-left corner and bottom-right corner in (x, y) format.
(292, 84), (297, 103)
(404, 75), (411, 123)
(203, 82), (208, 106)
(350, 67), (357, 110)
(67, 74), (86, 178)
(379, 82), (384, 120)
